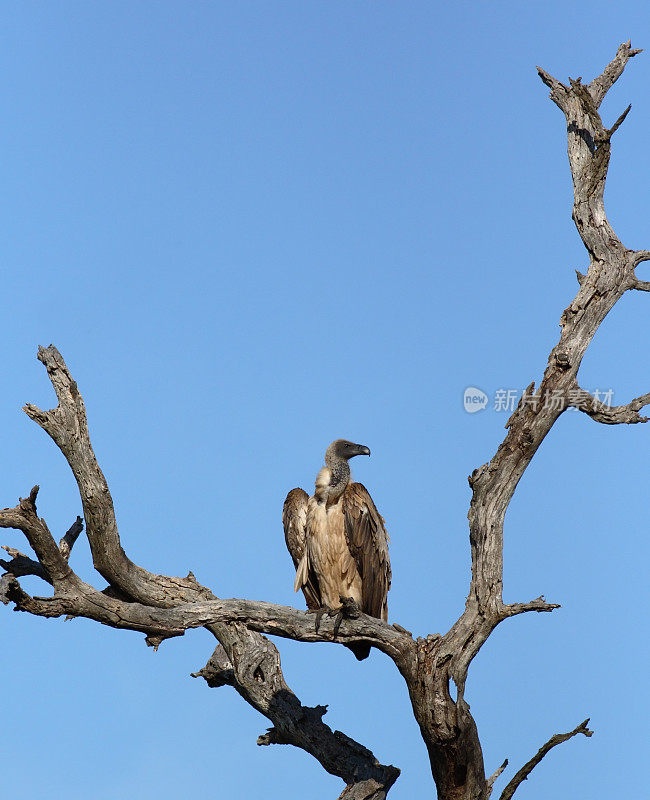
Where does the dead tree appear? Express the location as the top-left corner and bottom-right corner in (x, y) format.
(1, 43), (647, 800)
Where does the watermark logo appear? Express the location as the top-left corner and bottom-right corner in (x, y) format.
(463, 386), (614, 414)
(463, 387), (488, 414)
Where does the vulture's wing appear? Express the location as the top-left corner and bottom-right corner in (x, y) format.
(342, 482), (391, 621)
(283, 488), (321, 610)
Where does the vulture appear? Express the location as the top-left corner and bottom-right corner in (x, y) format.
(283, 439), (391, 660)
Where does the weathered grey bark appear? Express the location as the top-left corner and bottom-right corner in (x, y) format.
(1, 42), (647, 800)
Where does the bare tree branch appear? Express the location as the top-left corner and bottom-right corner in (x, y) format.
(0, 514), (83, 582)
(501, 597), (561, 618)
(631, 249), (650, 267)
(23, 346), (204, 605)
(389, 41), (647, 800)
(0, 537), (410, 655)
(588, 41), (642, 107)
(0, 486), (72, 586)
(605, 103), (632, 139)
(486, 759), (508, 797)
(457, 41), (647, 663)
(0, 545), (50, 583)
(535, 67), (567, 111)
(568, 387), (650, 424)
(3, 347), (401, 798)
(194, 643), (399, 799)
(59, 516), (83, 560)
(499, 720), (593, 800)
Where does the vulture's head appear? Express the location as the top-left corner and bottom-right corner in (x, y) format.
(327, 439), (371, 461)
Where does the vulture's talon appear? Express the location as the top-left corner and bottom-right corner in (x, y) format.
(310, 606), (330, 632)
(339, 595), (361, 619)
(332, 609), (345, 638)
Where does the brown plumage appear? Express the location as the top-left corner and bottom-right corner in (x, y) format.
(283, 440), (391, 660)
(282, 487), (320, 610)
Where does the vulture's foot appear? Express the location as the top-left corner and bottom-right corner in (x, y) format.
(308, 606), (331, 632)
(331, 608), (345, 638)
(338, 596), (361, 619)
(331, 596), (361, 638)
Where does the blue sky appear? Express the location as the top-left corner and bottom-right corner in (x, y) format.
(1, 3), (648, 798)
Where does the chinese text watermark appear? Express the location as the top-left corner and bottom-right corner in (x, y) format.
(463, 387), (614, 414)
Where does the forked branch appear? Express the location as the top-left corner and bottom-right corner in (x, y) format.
(402, 40), (647, 800)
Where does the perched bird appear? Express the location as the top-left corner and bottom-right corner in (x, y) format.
(283, 439), (391, 660)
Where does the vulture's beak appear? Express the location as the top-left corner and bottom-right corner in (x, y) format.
(356, 445), (371, 457)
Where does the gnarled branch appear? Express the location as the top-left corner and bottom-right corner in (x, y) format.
(394, 41), (647, 800)
(2, 346), (400, 799)
(194, 642), (400, 798)
(0, 533), (411, 656)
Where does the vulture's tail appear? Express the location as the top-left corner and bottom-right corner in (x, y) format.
(347, 642), (371, 661)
